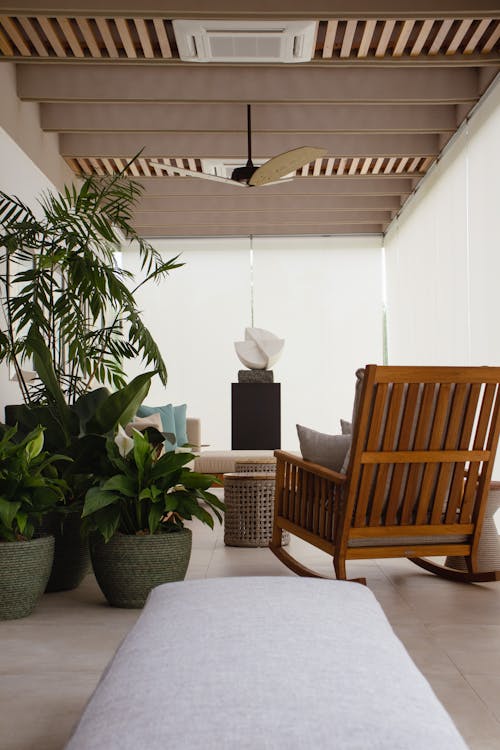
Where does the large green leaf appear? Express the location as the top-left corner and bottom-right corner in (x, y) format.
(72, 387), (111, 434)
(85, 371), (154, 435)
(180, 470), (218, 491)
(102, 475), (136, 497)
(90, 504), (121, 543)
(82, 487), (119, 517)
(3, 403), (70, 450)
(0, 497), (21, 529)
(26, 328), (73, 439)
(24, 428), (44, 462)
(148, 504), (164, 534)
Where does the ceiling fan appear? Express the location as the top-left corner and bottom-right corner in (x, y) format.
(149, 105), (327, 187)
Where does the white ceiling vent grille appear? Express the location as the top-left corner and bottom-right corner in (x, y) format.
(173, 20), (317, 63)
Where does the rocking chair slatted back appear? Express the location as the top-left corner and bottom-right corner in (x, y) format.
(271, 365), (500, 583)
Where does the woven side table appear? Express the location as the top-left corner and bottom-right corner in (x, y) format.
(234, 457), (277, 474)
(224, 472), (289, 548)
(446, 481), (500, 573)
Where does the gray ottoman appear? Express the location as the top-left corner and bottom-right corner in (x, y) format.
(66, 577), (468, 750)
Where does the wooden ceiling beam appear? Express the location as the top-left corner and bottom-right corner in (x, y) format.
(132, 209), (393, 226)
(59, 131), (439, 158)
(126, 175), (415, 197)
(17, 64), (481, 103)
(136, 194), (402, 211)
(134, 223), (386, 238)
(40, 102), (459, 133)
(0, 2), (498, 19)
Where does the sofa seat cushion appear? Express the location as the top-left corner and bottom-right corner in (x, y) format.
(194, 450), (275, 475)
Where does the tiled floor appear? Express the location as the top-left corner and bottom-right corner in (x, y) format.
(2, 515), (500, 750)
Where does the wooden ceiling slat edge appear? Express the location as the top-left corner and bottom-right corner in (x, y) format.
(94, 17), (119, 57)
(393, 19), (416, 57)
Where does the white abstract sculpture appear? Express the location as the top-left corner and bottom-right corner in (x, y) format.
(235, 327), (285, 370)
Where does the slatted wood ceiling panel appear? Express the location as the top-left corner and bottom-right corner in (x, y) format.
(65, 155), (435, 178)
(0, 16), (498, 60)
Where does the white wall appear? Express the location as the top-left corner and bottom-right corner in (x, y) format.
(123, 235), (383, 449)
(385, 76), (500, 367)
(0, 63), (73, 192)
(0, 63), (74, 417)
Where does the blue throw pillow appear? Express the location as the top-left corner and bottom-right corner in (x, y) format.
(173, 404), (188, 447)
(137, 404), (176, 450)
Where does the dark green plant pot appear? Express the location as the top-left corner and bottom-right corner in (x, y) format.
(0, 535), (55, 620)
(90, 528), (192, 609)
(42, 511), (91, 592)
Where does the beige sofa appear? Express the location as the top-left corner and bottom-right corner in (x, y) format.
(187, 417), (274, 475)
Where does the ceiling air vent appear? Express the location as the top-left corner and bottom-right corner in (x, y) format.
(172, 20), (317, 63)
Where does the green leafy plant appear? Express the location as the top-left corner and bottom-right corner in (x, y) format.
(0, 425), (69, 542)
(0, 166), (182, 405)
(82, 427), (224, 542)
(6, 352), (157, 507)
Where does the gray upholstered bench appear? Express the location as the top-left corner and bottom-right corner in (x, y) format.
(66, 577), (467, 750)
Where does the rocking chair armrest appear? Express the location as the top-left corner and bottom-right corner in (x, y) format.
(274, 450), (347, 485)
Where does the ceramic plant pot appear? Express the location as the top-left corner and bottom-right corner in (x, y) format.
(0, 535), (55, 620)
(90, 528), (192, 608)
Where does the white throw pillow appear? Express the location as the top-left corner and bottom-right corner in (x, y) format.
(125, 412), (163, 437)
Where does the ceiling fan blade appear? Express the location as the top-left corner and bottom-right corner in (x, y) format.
(149, 161), (247, 187)
(248, 147), (327, 187)
(260, 178), (295, 187)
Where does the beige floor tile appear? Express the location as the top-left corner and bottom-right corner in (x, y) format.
(0, 672), (101, 750)
(391, 623), (462, 676)
(425, 673), (500, 750)
(0, 619), (136, 674)
(465, 675), (500, 723)
(426, 624), (500, 674)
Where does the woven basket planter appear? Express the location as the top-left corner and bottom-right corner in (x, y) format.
(91, 528), (192, 609)
(41, 511), (91, 592)
(0, 535), (54, 620)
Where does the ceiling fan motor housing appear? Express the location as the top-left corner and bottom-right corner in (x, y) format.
(231, 160), (258, 184)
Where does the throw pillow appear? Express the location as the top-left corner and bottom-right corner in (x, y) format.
(125, 412), (163, 437)
(173, 404), (188, 447)
(296, 424), (351, 473)
(340, 419), (352, 435)
(137, 403), (177, 450)
(351, 368), (365, 427)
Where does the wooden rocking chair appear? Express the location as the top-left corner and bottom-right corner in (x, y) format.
(270, 365), (500, 584)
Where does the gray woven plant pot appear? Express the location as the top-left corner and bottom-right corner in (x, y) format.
(91, 528), (192, 609)
(0, 535), (55, 620)
(42, 511), (91, 592)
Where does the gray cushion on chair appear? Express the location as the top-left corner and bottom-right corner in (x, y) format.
(297, 424), (351, 472)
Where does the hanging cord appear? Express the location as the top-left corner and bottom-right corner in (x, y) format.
(249, 234), (255, 328)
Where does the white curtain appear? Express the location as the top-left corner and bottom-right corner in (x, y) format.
(124, 235), (384, 449)
(385, 77), (500, 368)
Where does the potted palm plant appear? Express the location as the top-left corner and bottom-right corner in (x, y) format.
(0, 424), (68, 619)
(81, 426), (224, 608)
(0, 164), (183, 590)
